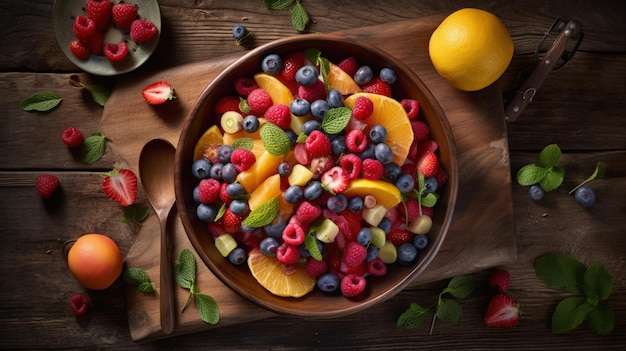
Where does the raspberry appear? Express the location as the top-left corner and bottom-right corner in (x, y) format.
(69, 40), (91, 60)
(295, 201), (322, 224)
(72, 15), (97, 41)
(411, 120), (430, 142)
(234, 76), (258, 97)
(219, 182), (232, 204)
(296, 79), (326, 103)
(366, 257), (387, 277)
(337, 56), (358, 76)
(276, 242), (300, 264)
(197, 178), (221, 204)
(279, 51), (305, 82)
(304, 130), (331, 157)
(362, 77), (392, 97)
(35, 174), (60, 199)
(85, 0), (112, 31)
(361, 158), (384, 180)
(85, 32), (103, 55)
(421, 205), (435, 218)
(282, 221), (306, 245)
(434, 168), (448, 187)
(62, 127), (84, 148)
(103, 42), (128, 62)
(112, 3), (138, 30)
(130, 19), (159, 43)
(230, 148), (256, 172)
(264, 104), (292, 130)
(215, 96), (241, 114)
(339, 153), (362, 180)
(342, 241), (367, 268)
(401, 99), (420, 120)
(351, 96), (374, 121)
(221, 208), (243, 234)
(340, 274), (366, 297)
(304, 257), (328, 278)
(69, 294), (89, 316)
(387, 228), (413, 245)
(400, 198), (420, 223)
(345, 129), (368, 153)
(247, 88), (273, 115)
(238, 231), (261, 251)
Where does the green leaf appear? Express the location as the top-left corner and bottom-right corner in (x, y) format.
(516, 164), (548, 186)
(436, 298), (462, 324)
(534, 253), (586, 294)
(242, 198), (279, 228)
(304, 234), (322, 261)
(137, 282), (156, 293)
(420, 193), (438, 208)
(296, 132), (308, 143)
(195, 293), (220, 324)
(319, 57), (330, 90)
(442, 276), (475, 299)
(540, 165), (564, 192)
(214, 202), (227, 222)
(90, 84), (110, 107)
(539, 144), (561, 168)
(20, 91), (62, 112)
(264, 0), (294, 9)
(321, 107), (352, 134)
(569, 161), (606, 194)
(239, 97), (250, 115)
(551, 296), (594, 333)
(582, 263), (613, 302)
(121, 203), (150, 224)
(175, 249), (196, 288)
(79, 132), (107, 164)
(291, 1), (309, 32)
(585, 304), (615, 335)
(304, 48), (321, 64)
(231, 137), (254, 151)
(260, 123), (291, 156)
(123, 268), (156, 293)
(396, 303), (430, 329)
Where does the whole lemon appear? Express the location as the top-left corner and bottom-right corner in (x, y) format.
(429, 8), (514, 91)
(67, 233), (124, 290)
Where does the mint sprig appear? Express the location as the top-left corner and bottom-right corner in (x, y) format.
(264, 0), (310, 32)
(569, 161), (606, 194)
(175, 249), (219, 324)
(260, 122), (291, 156)
(534, 253), (614, 335)
(516, 143), (564, 191)
(304, 48), (331, 89)
(397, 276), (475, 334)
(123, 267), (156, 293)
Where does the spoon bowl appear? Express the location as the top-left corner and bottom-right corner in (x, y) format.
(139, 138), (177, 335)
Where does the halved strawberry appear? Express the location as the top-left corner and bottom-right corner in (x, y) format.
(484, 294), (520, 328)
(321, 166), (349, 194)
(102, 168), (137, 207)
(362, 77), (392, 97)
(416, 150), (439, 178)
(141, 81), (175, 105)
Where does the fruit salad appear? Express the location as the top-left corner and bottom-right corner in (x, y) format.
(189, 48), (448, 299)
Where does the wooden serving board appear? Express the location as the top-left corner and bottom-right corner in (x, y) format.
(102, 15), (516, 342)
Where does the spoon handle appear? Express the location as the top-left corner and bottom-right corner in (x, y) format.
(159, 206), (176, 335)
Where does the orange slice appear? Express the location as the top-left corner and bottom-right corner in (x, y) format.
(237, 151), (284, 194)
(344, 93), (414, 165)
(254, 73), (311, 134)
(247, 173), (281, 211)
(247, 249), (315, 298)
(327, 63), (362, 95)
(193, 125), (224, 161)
(344, 179), (402, 209)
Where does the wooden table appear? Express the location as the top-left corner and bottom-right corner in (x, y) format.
(1, 0), (624, 349)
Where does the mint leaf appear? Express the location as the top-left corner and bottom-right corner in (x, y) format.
(516, 164), (548, 186)
(80, 132), (107, 164)
(260, 122), (291, 156)
(540, 165), (564, 192)
(91, 84), (110, 107)
(304, 234), (322, 260)
(442, 276), (475, 299)
(396, 303), (430, 329)
(239, 97), (250, 115)
(436, 298), (462, 324)
(123, 268), (156, 293)
(291, 0), (309, 32)
(304, 48), (321, 65)
(20, 91), (62, 111)
(242, 197), (279, 228)
(196, 293), (220, 324)
(539, 144), (561, 167)
(569, 161), (606, 194)
(319, 56), (330, 90)
(122, 203), (150, 224)
(175, 248), (196, 288)
(296, 132), (308, 143)
(585, 304), (615, 335)
(551, 296), (594, 333)
(321, 107), (351, 134)
(421, 193), (438, 208)
(264, 0), (294, 9)
(534, 253), (586, 294)
(231, 137), (254, 151)
(582, 263), (612, 302)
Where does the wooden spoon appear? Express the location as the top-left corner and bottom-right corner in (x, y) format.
(139, 139), (177, 335)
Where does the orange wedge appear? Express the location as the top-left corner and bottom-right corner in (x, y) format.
(344, 93), (414, 165)
(247, 249), (315, 298)
(193, 125), (224, 160)
(254, 73), (310, 134)
(247, 173), (281, 211)
(327, 63), (362, 95)
(344, 178), (402, 209)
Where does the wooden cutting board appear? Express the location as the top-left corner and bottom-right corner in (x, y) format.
(102, 14), (516, 342)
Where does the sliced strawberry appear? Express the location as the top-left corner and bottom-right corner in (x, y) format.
(102, 168), (137, 207)
(362, 77), (392, 97)
(484, 294), (520, 328)
(141, 81), (175, 105)
(321, 166), (349, 194)
(488, 269), (511, 293)
(279, 51), (305, 82)
(416, 150), (439, 178)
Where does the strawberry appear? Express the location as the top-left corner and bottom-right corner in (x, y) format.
(102, 168), (137, 207)
(69, 40), (91, 60)
(416, 150), (439, 178)
(103, 42), (128, 62)
(130, 19), (158, 43)
(221, 208), (243, 234)
(85, 0), (112, 31)
(112, 3), (138, 30)
(399, 197), (420, 223)
(214, 95), (241, 113)
(35, 174), (60, 199)
(434, 168), (448, 186)
(321, 166), (349, 194)
(488, 269), (511, 293)
(337, 56), (358, 76)
(362, 77), (392, 97)
(72, 15), (97, 41)
(387, 228), (412, 245)
(484, 294), (520, 328)
(279, 51), (305, 82)
(296, 79), (326, 103)
(141, 81), (175, 105)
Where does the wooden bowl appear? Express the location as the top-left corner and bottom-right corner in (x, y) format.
(175, 34), (458, 317)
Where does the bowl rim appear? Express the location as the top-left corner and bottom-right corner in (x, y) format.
(175, 33), (458, 317)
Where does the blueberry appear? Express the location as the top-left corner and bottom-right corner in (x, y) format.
(285, 130), (297, 146)
(302, 120), (322, 135)
(383, 162), (401, 181)
(374, 143), (394, 165)
(304, 181), (323, 200)
(354, 65), (373, 85)
(192, 186), (201, 204)
(378, 217), (392, 234)
(228, 247), (247, 265)
(221, 163), (238, 183)
(331, 136), (347, 155)
(413, 234), (429, 250)
(529, 184), (544, 200)
(395, 173), (415, 193)
(226, 183), (245, 197)
(574, 185), (596, 207)
(243, 115), (260, 133)
(259, 237), (280, 257)
(397, 243), (418, 265)
(232, 24), (248, 41)
(348, 196), (364, 212)
(192, 159), (212, 179)
(229, 199), (249, 216)
(264, 216), (287, 238)
(317, 273), (340, 293)
(356, 227), (372, 246)
(284, 185), (303, 203)
(366, 245), (379, 262)
(327, 89), (344, 108)
(290, 98), (310, 116)
(368, 125), (387, 144)
(310, 99), (330, 119)
(209, 163), (224, 181)
(196, 203), (217, 222)
(261, 54), (282, 74)
(217, 145), (232, 163)
(424, 177), (439, 194)
(358, 143), (376, 160)
(277, 161), (292, 177)
(295, 65), (319, 86)
(327, 194), (348, 213)
(379, 67), (397, 84)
